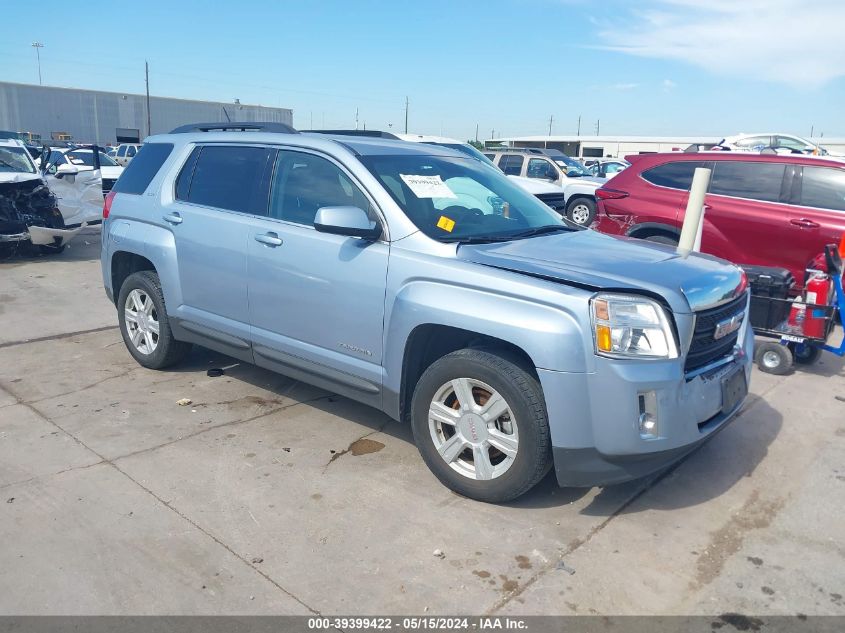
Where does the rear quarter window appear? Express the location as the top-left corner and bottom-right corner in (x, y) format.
(641, 161), (708, 190)
(112, 143), (174, 195)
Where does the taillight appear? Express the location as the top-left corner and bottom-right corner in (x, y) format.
(103, 190), (116, 219)
(596, 187), (629, 200)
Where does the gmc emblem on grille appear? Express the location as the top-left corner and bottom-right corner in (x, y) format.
(713, 313), (744, 340)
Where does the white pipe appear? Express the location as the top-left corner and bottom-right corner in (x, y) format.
(677, 167), (711, 254)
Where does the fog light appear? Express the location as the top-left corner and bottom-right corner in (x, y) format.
(638, 391), (659, 439)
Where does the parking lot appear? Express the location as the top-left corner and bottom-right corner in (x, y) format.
(0, 239), (843, 616)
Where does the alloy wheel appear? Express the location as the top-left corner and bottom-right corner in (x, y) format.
(124, 289), (160, 355)
(428, 378), (519, 480)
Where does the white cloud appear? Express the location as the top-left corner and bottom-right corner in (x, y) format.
(596, 0), (845, 88)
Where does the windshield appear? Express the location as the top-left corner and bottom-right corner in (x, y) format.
(426, 142), (498, 168)
(361, 154), (567, 243)
(66, 150), (118, 167)
(553, 156), (590, 177)
(0, 146), (36, 173)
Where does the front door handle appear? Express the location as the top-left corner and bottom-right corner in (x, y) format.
(255, 232), (283, 247)
(790, 218), (820, 228)
(163, 212), (183, 225)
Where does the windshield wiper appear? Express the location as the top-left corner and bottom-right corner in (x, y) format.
(443, 224), (572, 244)
(502, 225), (574, 239)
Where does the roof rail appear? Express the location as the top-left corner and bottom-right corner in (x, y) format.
(303, 129), (401, 139)
(168, 122), (297, 134)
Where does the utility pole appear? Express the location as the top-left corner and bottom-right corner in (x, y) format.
(577, 115), (581, 136)
(548, 115), (554, 136)
(145, 60), (151, 136)
(491, 129), (495, 139)
(475, 123), (479, 142)
(31, 42), (44, 85)
(404, 96), (409, 133)
(810, 124), (814, 137)
(595, 119), (600, 136)
(355, 107), (359, 130)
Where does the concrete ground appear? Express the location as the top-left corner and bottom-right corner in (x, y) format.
(0, 239), (843, 616)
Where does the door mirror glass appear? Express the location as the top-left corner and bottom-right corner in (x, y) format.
(314, 206), (381, 240)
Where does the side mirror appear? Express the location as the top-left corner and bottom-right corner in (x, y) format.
(55, 163), (80, 179)
(314, 206), (381, 240)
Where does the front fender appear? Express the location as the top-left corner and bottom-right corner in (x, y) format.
(383, 278), (592, 401)
(562, 181), (600, 202)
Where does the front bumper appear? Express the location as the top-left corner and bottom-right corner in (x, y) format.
(540, 322), (754, 487)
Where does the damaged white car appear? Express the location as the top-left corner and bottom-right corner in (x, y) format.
(0, 139), (107, 255)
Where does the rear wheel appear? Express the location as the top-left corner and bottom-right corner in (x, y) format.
(411, 349), (552, 503)
(117, 270), (191, 369)
(755, 341), (793, 375)
(790, 343), (821, 365)
(565, 197), (596, 226)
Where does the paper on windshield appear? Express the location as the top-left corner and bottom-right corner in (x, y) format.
(400, 174), (457, 199)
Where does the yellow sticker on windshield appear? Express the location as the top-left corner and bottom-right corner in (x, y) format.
(437, 216), (456, 232)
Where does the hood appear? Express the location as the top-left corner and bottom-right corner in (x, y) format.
(456, 229), (746, 314)
(0, 172), (43, 185)
(508, 175), (563, 194)
(566, 175), (606, 186)
(99, 166), (123, 179)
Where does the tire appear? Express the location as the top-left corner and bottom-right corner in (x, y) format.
(117, 270), (191, 369)
(565, 197), (596, 226)
(643, 234), (679, 246)
(410, 348), (552, 503)
(790, 343), (821, 365)
(755, 341), (793, 375)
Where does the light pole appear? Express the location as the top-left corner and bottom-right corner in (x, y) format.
(31, 42), (44, 85)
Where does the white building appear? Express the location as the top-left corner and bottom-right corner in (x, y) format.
(485, 135), (845, 159)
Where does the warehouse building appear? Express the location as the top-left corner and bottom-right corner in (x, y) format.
(0, 81), (293, 145)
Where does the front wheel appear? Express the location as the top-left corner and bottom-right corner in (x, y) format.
(117, 270), (191, 369)
(411, 349), (552, 503)
(565, 197), (596, 226)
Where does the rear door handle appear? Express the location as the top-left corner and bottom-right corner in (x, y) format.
(163, 212), (183, 225)
(790, 218), (820, 228)
(254, 232), (283, 247)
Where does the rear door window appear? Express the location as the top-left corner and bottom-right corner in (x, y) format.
(127, 146), (137, 158)
(499, 154), (524, 176)
(180, 145), (274, 215)
(641, 161), (708, 190)
(710, 161), (785, 203)
(117, 146), (127, 157)
(112, 143), (174, 195)
(799, 166), (845, 211)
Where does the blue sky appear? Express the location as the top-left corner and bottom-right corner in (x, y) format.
(1, 0), (843, 140)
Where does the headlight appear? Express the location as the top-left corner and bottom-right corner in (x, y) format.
(590, 293), (678, 359)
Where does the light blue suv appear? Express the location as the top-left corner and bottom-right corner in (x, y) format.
(101, 122), (753, 502)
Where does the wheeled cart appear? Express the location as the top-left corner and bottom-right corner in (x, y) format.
(748, 246), (845, 375)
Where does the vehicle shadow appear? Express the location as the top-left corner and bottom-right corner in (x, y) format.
(508, 398), (783, 514)
(159, 346), (784, 514)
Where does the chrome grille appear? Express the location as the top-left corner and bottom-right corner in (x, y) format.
(685, 292), (748, 372)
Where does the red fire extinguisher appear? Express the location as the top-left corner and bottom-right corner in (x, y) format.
(803, 272), (832, 339)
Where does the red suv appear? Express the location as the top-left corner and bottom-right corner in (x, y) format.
(594, 152), (845, 287)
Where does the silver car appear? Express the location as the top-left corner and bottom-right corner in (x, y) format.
(101, 123), (752, 502)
